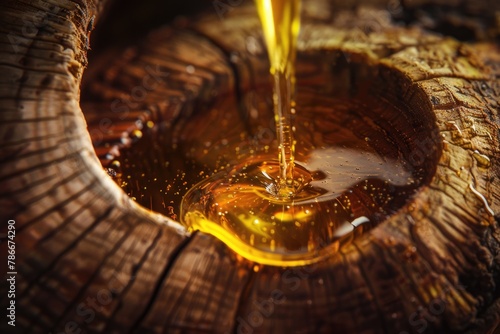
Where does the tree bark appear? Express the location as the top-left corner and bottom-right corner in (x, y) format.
(0, 0), (499, 333)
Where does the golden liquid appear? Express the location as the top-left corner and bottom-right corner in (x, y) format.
(110, 1), (424, 266)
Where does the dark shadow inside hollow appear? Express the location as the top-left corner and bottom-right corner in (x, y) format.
(88, 0), (212, 59)
(92, 46), (441, 230)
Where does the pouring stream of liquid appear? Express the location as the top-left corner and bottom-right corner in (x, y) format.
(175, 0), (419, 266)
(255, 0), (301, 198)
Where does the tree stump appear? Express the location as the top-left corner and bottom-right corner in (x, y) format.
(0, 0), (499, 333)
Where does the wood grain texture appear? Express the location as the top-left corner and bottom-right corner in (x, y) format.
(0, 0), (499, 333)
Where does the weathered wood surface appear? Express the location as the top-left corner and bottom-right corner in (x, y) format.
(0, 0), (499, 333)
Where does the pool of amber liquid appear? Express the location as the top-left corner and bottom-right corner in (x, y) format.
(110, 52), (429, 265)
